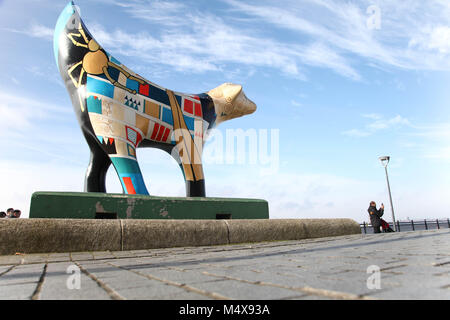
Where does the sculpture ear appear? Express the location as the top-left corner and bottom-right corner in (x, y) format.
(208, 83), (242, 104)
(223, 83), (242, 104)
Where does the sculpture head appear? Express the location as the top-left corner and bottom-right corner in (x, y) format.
(207, 83), (257, 125)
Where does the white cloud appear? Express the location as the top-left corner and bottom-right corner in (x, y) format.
(409, 25), (450, 54)
(8, 0), (450, 80)
(29, 23), (53, 40)
(225, 0), (450, 73)
(112, 0), (188, 28)
(0, 89), (86, 169)
(406, 122), (450, 161)
(428, 26), (450, 53)
(423, 147), (450, 161)
(84, 0), (358, 79)
(88, 19), (309, 77)
(3, 23), (53, 41)
(343, 114), (411, 137)
(367, 115), (411, 131)
(363, 113), (382, 120)
(290, 100), (302, 107)
(411, 123), (450, 140)
(341, 129), (371, 138)
(0, 90), (71, 134)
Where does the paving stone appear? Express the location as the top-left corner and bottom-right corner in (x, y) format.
(76, 262), (152, 289)
(122, 266), (222, 285)
(158, 291), (213, 300)
(0, 264), (45, 286)
(290, 294), (338, 300)
(38, 262), (111, 300)
(46, 254), (72, 263)
(110, 251), (140, 258)
(0, 282), (38, 299)
(0, 265), (13, 275)
(91, 251), (116, 260)
(191, 279), (301, 300)
(0, 256), (24, 266)
(18, 254), (49, 264)
(0, 264), (45, 299)
(117, 282), (193, 299)
(70, 253), (94, 261)
(367, 286), (450, 299)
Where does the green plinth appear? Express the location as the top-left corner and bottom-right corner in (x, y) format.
(29, 192), (269, 220)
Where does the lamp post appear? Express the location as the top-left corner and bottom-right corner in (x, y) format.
(379, 156), (397, 231)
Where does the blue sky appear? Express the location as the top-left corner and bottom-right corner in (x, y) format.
(0, 0), (449, 222)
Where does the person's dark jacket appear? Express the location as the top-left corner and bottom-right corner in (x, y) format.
(368, 205), (384, 228)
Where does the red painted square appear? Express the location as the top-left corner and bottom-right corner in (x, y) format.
(139, 83), (150, 96)
(150, 123), (160, 140)
(156, 124), (165, 141)
(184, 99), (193, 114)
(162, 127), (170, 142)
(123, 177), (136, 194)
(194, 103), (202, 117)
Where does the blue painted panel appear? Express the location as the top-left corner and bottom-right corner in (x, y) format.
(109, 55), (121, 65)
(126, 79), (139, 92)
(162, 107), (174, 125)
(110, 157), (149, 195)
(110, 157), (141, 174)
(183, 115), (194, 131)
(86, 77), (114, 98)
(53, 2), (75, 64)
(86, 96), (102, 114)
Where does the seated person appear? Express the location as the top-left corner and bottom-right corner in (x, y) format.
(6, 208), (14, 218)
(11, 209), (21, 218)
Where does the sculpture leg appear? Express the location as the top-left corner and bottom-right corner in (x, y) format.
(184, 173), (206, 197)
(109, 157), (149, 195)
(180, 157), (206, 197)
(166, 89), (206, 197)
(83, 131), (111, 193)
(172, 149), (206, 197)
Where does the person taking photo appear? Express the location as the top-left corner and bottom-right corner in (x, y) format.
(368, 201), (384, 234)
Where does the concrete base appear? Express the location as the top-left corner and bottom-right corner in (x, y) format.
(0, 218), (361, 255)
(29, 192), (269, 220)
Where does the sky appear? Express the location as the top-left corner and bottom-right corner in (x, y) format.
(0, 0), (449, 222)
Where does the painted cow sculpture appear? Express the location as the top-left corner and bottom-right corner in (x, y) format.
(54, 2), (256, 197)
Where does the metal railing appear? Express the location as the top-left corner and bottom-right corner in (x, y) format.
(360, 218), (450, 234)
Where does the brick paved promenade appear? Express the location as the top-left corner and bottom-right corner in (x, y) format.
(0, 229), (449, 300)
